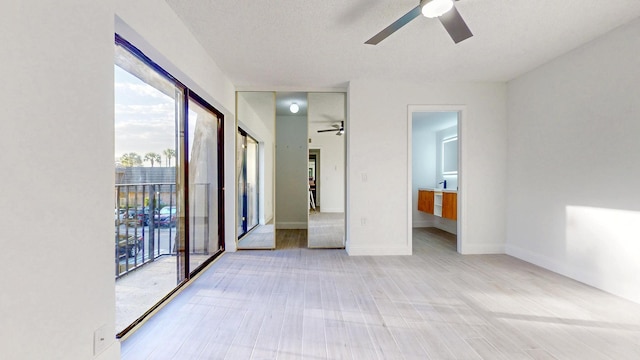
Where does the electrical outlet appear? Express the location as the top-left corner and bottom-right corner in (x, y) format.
(360, 217), (367, 226)
(93, 324), (108, 356)
(361, 173), (367, 182)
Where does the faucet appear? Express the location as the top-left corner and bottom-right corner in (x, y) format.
(439, 180), (447, 189)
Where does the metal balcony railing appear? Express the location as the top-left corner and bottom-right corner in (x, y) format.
(115, 183), (177, 278)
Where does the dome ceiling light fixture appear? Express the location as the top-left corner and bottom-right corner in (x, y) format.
(365, 0), (473, 45)
(290, 103), (299, 114)
(421, 0), (454, 18)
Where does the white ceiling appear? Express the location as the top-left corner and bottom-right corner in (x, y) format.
(165, 0), (640, 89)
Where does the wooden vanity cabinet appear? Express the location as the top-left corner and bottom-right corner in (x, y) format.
(417, 190), (434, 214)
(442, 192), (457, 220)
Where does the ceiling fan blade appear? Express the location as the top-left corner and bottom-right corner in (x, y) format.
(438, 6), (473, 43)
(365, 5), (421, 45)
(318, 129), (338, 133)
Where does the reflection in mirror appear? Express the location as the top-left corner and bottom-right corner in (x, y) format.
(236, 92), (276, 249)
(275, 92), (309, 245)
(307, 92), (346, 248)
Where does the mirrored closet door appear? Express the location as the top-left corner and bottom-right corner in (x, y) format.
(307, 92), (346, 248)
(236, 92), (276, 249)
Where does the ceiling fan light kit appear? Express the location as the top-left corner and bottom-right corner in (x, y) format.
(421, 0), (454, 18)
(365, 0), (472, 45)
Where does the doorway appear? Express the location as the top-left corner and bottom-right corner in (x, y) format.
(408, 106), (465, 253)
(308, 150), (319, 211)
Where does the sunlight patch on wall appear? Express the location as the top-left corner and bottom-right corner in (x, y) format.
(566, 206), (640, 303)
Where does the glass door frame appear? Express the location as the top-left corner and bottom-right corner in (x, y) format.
(183, 90), (226, 278)
(237, 127), (259, 239)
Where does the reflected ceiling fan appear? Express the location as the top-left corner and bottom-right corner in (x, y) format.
(317, 121), (344, 136)
(365, 0), (472, 45)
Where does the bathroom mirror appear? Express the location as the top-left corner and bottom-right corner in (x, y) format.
(442, 136), (458, 175)
(236, 92), (276, 249)
(307, 92), (346, 248)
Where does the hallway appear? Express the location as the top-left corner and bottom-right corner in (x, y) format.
(121, 228), (640, 359)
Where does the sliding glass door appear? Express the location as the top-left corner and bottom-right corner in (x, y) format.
(237, 128), (259, 238)
(186, 95), (224, 274)
(114, 34), (224, 337)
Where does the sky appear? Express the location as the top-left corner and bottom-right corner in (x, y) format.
(114, 64), (176, 166)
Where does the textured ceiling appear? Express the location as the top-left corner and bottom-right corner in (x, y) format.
(165, 0), (640, 89)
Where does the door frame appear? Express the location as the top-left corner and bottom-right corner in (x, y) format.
(407, 105), (467, 254)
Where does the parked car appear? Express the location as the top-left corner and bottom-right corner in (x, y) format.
(133, 207), (153, 226)
(115, 233), (143, 258)
(116, 208), (140, 226)
(154, 206), (177, 227)
(115, 208), (130, 225)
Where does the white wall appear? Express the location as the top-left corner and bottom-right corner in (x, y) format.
(348, 80), (507, 256)
(237, 94), (275, 224)
(0, 1), (237, 359)
(0, 1), (119, 359)
(506, 17), (640, 303)
(276, 115), (309, 228)
(115, 0), (237, 254)
(411, 120), (437, 227)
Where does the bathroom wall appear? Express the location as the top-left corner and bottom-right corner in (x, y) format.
(411, 119), (437, 227)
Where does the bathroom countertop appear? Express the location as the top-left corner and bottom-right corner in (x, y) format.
(418, 188), (457, 193)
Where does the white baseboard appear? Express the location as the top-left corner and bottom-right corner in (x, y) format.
(505, 244), (640, 304)
(346, 245), (411, 256)
(95, 341), (120, 360)
(319, 208), (344, 213)
(504, 244), (570, 274)
(460, 242), (505, 255)
(276, 222), (307, 229)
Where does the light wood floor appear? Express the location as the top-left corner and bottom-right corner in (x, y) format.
(238, 224), (276, 249)
(121, 228), (640, 359)
(308, 211), (345, 249)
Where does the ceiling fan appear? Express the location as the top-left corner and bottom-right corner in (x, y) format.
(317, 121), (345, 136)
(365, 0), (473, 45)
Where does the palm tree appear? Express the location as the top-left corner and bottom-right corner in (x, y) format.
(144, 152), (161, 167)
(163, 148), (176, 167)
(120, 152), (143, 167)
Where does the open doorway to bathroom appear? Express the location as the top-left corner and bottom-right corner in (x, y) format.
(408, 106), (463, 253)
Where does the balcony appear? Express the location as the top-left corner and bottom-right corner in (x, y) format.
(114, 179), (220, 333)
(114, 182), (179, 331)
